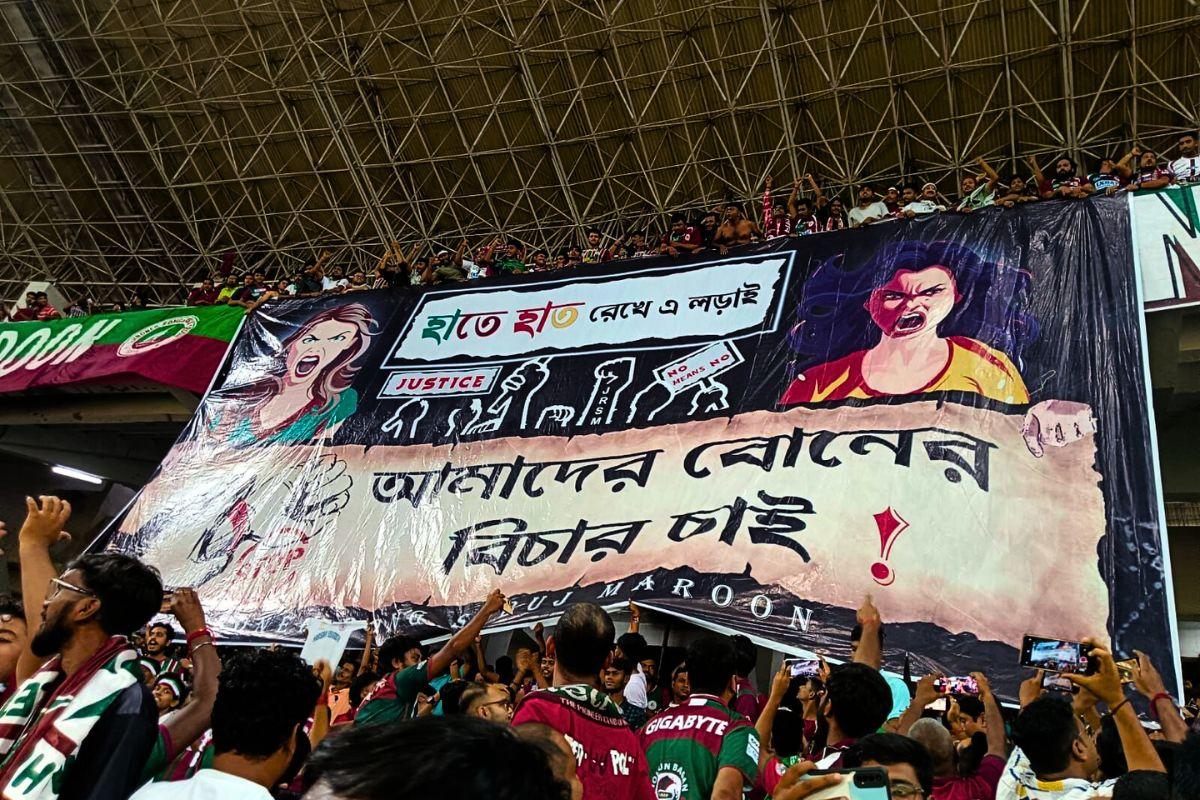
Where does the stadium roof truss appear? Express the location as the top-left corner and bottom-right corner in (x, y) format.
(0, 0), (1196, 305)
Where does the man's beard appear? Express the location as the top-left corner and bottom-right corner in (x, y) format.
(1058, 169), (1075, 179)
(30, 617), (71, 658)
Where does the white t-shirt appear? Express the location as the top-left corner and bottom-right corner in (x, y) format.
(996, 747), (1116, 800)
(130, 770), (272, 800)
(904, 199), (946, 215)
(1170, 156), (1200, 184)
(624, 664), (648, 708)
(848, 201), (890, 228)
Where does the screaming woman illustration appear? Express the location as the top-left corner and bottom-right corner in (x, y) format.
(780, 240), (1093, 457)
(209, 303), (376, 447)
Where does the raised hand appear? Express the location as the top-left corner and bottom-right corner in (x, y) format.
(1132, 649), (1168, 699)
(482, 589), (508, 617)
(1065, 638), (1125, 708)
(1019, 669), (1045, 708)
(169, 587), (208, 634)
(773, 761), (843, 800)
(769, 665), (791, 702)
(857, 594), (881, 628)
(913, 674), (940, 707)
(19, 496), (72, 550)
(314, 659), (334, 691)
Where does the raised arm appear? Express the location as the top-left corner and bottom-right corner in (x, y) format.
(756, 665), (792, 769)
(976, 157), (1000, 191)
(472, 636), (500, 682)
(606, 234), (626, 261)
(971, 672), (1007, 758)
(804, 173), (823, 200)
(852, 594), (882, 671)
(762, 176), (775, 231)
(787, 179), (801, 219)
(1133, 650), (1188, 744)
(426, 589), (507, 679)
(159, 589), (221, 754)
(309, 659), (333, 749)
(1018, 669), (1045, 709)
(897, 674), (939, 735)
(358, 622), (374, 675)
(16, 496), (73, 683)
(1067, 640), (1164, 773)
(454, 238), (468, 268)
(1115, 148), (1136, 179)
(628, 601), (640, 634)
(1027, 155), (1052, 198)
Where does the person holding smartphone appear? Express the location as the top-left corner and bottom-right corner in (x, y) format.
(908, 673), (1007, 800)
(998, 640), (1165, 800)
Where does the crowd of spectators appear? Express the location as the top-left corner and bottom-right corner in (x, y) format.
(3, 135), (1199, 322)
(0, 495), (1196, 800)
(167, 134), (1200, 306)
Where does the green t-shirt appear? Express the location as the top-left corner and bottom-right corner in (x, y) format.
(494, 257), (526, 273)
(956, 183), (995, 211)
(639, 694), (760, 800)
(354, 662), (429, 726)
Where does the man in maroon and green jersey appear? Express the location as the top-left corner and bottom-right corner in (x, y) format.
(641, 635), (760, 800)
(356, 589), (506, 726)
(512, 603), (654, 800)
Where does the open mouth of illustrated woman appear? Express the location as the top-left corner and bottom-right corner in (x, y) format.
(295, 354), (321, 376)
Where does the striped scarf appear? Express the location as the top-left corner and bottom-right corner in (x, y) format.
(0, 636), (138, 800)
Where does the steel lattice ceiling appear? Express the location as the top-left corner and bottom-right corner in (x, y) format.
(0, 0), (1197, 306)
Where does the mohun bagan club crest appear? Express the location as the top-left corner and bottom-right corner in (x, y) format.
(117, 315), (199, 357)
(652, 764), (689, 800)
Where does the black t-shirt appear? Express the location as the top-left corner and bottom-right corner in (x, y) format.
(60, 682), (157, 800)
(377, 266), (404, 290)
(1088, 172), (1124, 191)
(296, 275), (324, 295)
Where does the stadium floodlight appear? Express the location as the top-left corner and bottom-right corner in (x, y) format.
(51, 465), (104, 485)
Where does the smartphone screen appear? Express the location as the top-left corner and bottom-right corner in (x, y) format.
(783, 658), (822, 679)
(933, 675), (980, 695)
(1115, 658), (1137, 685)
(1042, 672), (1078, 694)
(924, 696), (949, 712)
(1021, 635), (1090, 674)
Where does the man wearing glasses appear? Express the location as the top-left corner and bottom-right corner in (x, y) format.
(846, 732), (934, 800)
(461, 682), (515, 724)
(0, 495), (164, 800)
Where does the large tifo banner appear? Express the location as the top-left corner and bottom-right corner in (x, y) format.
(1131, 184), (1200, 311)
(0, 306), (244, 394)
(108, 197), (1174, 697)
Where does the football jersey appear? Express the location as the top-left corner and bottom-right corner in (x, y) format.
(513, 684), (654, 800)
(640, 693), (760, 800)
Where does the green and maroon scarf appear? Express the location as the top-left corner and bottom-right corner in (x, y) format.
(0, 636), (138, 800)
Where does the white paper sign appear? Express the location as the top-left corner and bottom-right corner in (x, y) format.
(299, 619), (366, 667)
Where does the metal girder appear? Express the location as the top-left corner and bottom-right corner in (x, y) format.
(0, 0), (1194, 305)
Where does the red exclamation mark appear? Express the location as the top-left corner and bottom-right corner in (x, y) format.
(871, 507), (909, 586)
